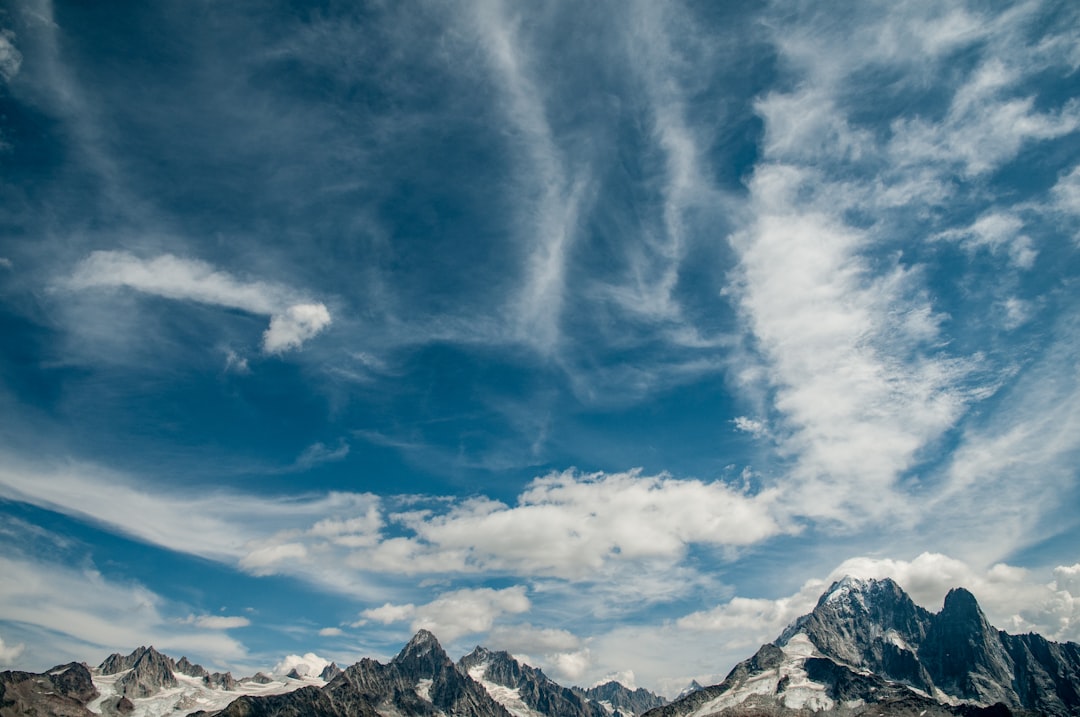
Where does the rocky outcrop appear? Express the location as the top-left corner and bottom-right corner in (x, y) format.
(572, 680), (667, 716)
(0, 663), (98, 717)
(205, 672), (238, 691)
(319, 662), (342, 681)
(176, 656), (210, 678)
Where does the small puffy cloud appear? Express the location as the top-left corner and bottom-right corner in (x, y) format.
(360, 586), (530, 643)
(272, 652), (332, 677)
(361, 602), (417, 625)
(0, 257), (12, 270)
(732, 416), (768, 438)
(182, 615), (251, 630)
(318, 627), (343, 637)
(66, 251), (331, 353)
(547, 648), (592, 682)
(0, 634), (25, 666)
(263, 302), (332, 354)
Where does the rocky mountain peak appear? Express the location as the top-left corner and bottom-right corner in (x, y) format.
(393, 629), (453, 678)
(115, 646), (178, 698)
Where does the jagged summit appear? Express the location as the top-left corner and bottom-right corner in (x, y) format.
(393, 628), (455, 678)
(648, 578), (1080, 717)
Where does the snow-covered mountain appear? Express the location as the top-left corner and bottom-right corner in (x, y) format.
(644, 576), (1080, 717)
(458, 645), (605, 717)
(0, 633), (663, 717)
(9, 579), (1076, 717)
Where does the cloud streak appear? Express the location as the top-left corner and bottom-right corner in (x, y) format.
(66, 251), (331, 353)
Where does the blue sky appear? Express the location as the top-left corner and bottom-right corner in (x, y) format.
(1, 0), (1080, 696)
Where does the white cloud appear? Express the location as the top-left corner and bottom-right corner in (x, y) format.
(292, 440), (350, 471)
(486, 624), (582, 654)
(361, 586), (530, 643)
(732, 416), (767, 438)
(0, 554), (247, 668)
(0, 30), (21, 83)
(733, 166), (971, 523)
(183, 615), (252, 630)
(223, 348), (250, 374)
(1052, 165), (1080, 218)
(272, 652), (332, 677)
(318, 627), (343, 637)
(0, 633), (25, 666)
(547, 648), (591, 682)
(0, 257), (12, 270)
(935, 212), (1036, 268)
(468, 0), (584, 353)
(66, 251), (331, 353)
(263, 302), (332, 353)
(396, 470), (783, 580)
(238, 543), (309, 575)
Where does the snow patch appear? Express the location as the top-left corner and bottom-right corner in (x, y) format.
(690, 636), (835, 716)
(415, 678), (433, 702)
(87, 667), (326, 717)
(467, 663), (545, 717)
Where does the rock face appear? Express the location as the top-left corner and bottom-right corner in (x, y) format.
(646, 577), (1080, 717)
(459, 645), (607, 717)
(205, 672), (237, 691)
(112, 646), (180, 698)
(571, 681), (667, 716)
(0, 663), (98, 717)
(176, 657), (210, 678)
(319, 663), (343, 681)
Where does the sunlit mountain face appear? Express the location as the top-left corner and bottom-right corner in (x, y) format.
(1, 0), (1079, 696)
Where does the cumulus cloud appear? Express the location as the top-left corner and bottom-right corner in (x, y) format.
(386, 470), (783, 580)
(0, 634), (25, 666)
(272, 652), (332, 677)
(263, 303), (332, 354)
(360, 586), (530, 643)
(318, 627), (343, 637)
(66, 251), (331, 353)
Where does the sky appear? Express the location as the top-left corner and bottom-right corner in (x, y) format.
(0, 0), (1079, 698)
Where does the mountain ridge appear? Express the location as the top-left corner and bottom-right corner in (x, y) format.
(5, 577), (1079, 717)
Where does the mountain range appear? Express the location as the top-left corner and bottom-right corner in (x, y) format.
(2, 577), (1078, 717)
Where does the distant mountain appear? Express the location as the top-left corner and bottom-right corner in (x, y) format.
(458, 645), (606, 717)
(208, 629), (513, 717)
(645, 576), (1080, 717)
(571, 680), (667, 716)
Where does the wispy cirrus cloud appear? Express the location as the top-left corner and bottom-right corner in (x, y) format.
(65, 251), (331, 354)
